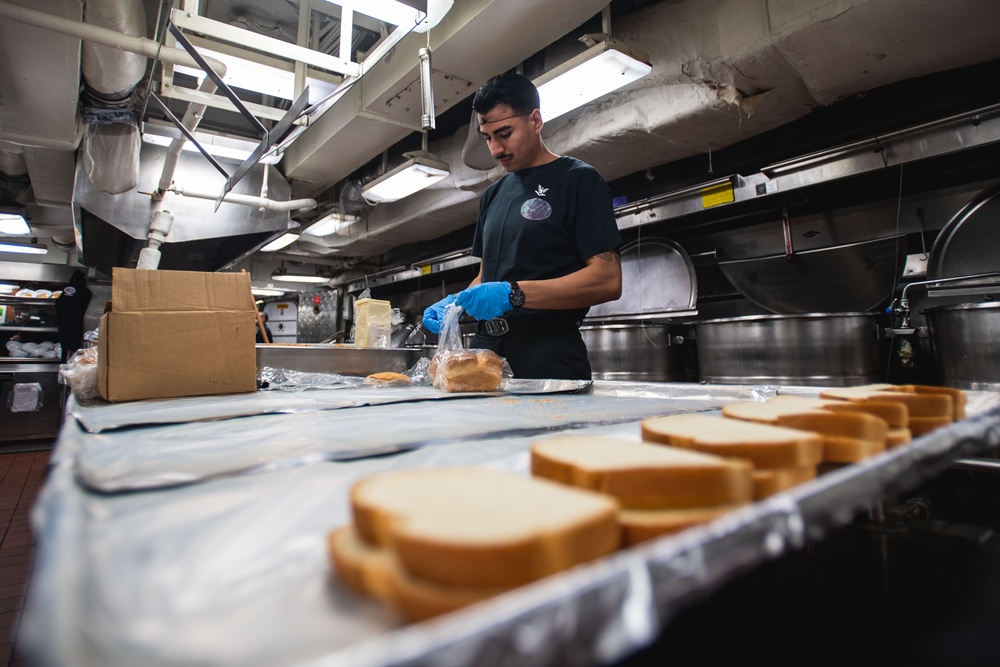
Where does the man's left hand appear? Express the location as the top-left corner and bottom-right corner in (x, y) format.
(456, 282), (511, 321)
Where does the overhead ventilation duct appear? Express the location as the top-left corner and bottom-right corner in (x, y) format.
(0, 147), (31, 205)
(80, 0), (147, 195)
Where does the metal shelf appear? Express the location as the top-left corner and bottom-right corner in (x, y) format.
(344, 251), (479, 293)
(0, 326), (58, 333)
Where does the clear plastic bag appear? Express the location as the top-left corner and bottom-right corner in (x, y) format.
(59, 347), (100, 403)
(428, 303), (511, 391)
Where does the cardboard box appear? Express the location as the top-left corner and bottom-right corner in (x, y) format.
(97, 268), (257, 402)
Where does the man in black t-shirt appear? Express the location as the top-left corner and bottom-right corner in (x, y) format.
(422, 72), (622, 380)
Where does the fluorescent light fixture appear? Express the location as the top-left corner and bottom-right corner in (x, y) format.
(260, 232), (300, 252)
(270, 267), (330, 284)
(141, 129), (281, 165)
(0, 213), (30, 235)
(302, 210), (361, 237)
(362, 153), (450, 204)
(251, 286), (287, 297)
(534, 40), (652, 123)
(173, 48), (337, 104)
(0, 241), (47, 255)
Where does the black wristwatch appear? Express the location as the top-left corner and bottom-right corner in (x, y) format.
(508, 281), (526, 308)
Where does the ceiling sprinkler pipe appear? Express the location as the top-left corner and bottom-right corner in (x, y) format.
(166, 185), (317, 212)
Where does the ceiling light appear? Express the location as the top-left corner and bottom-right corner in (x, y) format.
(251, 286), (287, 297)
(362, 152), (450, 204)
(534, 40), (652, 123)
(141, 130), (281, 165)
(172, 48), (337, 104)
(302, 210), (361, 237)
(270, 267), (330, 284)
(260, 232), (300, 252)
(0, 213), (30, 235)
(0, 241), (47, 255)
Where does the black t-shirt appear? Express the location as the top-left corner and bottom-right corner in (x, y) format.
(471, 156), (622, 323)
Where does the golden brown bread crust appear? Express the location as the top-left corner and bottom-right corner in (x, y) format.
(618, 505), (744, 546)
(365, 371), (410, 384)
(430, 349), (504, 392)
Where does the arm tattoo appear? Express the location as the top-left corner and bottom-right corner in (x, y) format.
(593, 251), (620, 264)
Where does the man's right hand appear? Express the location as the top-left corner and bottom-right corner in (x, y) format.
(422, 294), (457, 334)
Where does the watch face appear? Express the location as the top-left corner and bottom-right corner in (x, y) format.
(509, 282), (526, 308)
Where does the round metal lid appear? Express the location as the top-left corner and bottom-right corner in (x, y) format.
(585, 238), (697, 321)
(718, 235), (906, 314)
(927, 180), (1000, 280)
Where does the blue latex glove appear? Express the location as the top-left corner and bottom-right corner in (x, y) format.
(456, 282), (512, 321)
(422, 294), (457, 334)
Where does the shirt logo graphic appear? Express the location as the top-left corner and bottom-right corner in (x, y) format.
(535, 185), (549, 197)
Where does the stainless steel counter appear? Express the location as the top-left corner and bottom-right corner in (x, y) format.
(18, 381), (1000, 667)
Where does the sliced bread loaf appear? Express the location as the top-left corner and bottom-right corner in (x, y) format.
(530, 435), (754, 509)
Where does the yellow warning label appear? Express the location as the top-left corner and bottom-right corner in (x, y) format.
(420, 264), (432, 276)
(701, 182), (735, 208)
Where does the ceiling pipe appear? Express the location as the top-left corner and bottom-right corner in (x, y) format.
(165, 185), (317, 212)
(0, 2), (227, 76)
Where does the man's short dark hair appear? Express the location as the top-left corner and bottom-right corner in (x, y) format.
(473, 71), (540, 116)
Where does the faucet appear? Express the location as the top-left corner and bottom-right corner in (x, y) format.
(886, 271), (1000, 332)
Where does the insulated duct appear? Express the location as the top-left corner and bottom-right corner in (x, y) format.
(79, 0), (147, 195)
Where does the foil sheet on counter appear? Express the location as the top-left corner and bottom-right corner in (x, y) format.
(19, 384), (1000, 667)
(66, 384), (727, 493)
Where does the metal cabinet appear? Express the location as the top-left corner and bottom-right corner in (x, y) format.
(0, 296), (64, 442)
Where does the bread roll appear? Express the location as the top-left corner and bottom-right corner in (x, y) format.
(640, 413), (824, 469)
(530, 435), (754, 509)
(429, 349), (504, 392)
(348, 466), (620, 588)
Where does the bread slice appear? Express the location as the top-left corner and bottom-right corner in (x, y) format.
(349, 467), (620, 588)
(640, 413), (824, 469)
(907, 415), (955, 436)
(752, 465), (817, 499)
(884, 384), (967, 420)
(721, 398), (887, 463)
(819, 385), (954, 419)
(328, 524), (394, 600)
(746, 393), (909, 429)
(886, 427), (912, 448)
(530, 435), (754, 509)
(618, 505), (743, 546)
(383, 553), (514, 622)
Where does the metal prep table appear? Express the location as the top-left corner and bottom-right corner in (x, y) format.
(18, 380), (1000, 667)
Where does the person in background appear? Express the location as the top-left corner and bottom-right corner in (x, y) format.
(422, 72), (622, 380)
(256, 312), (274, 344)
(55, 269), (93, 363)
